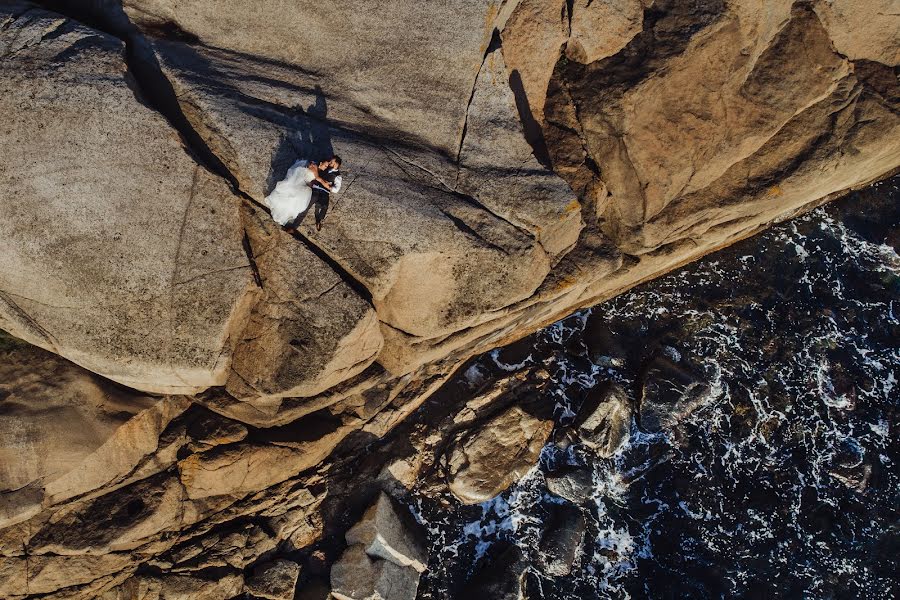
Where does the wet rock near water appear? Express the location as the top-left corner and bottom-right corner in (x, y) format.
(459, 542), (531, 600)
(575, 382), (632, 456)
(545, 468), (594, 506)
(330, 493), (428, 600)
(447, 405), (554, 504)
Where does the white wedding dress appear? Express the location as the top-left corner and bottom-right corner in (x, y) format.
(264, 160), (315, 226)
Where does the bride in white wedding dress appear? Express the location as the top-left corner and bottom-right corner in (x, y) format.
(264, 155), (342, 227)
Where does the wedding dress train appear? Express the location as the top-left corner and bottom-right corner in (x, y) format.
(264, 160), (315, 226)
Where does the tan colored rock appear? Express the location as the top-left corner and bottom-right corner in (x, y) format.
(0, 553), (134, 596)
(123, 0), (499, 154)
(0, 345), (155, 494)
(1, 0), (900, 594)
(177, 415), (349, 499)
(546, 0), (899, 262)
(227, 203), (383, 401)
(0, 344), (191, 528)
(500, 0), (569, 125)
(566, 0), (645, 64)
(457, 48), (584, 257)
(145, 39), (557, 344)
(186, 411), (249, 451)
(25, 473), (186, 556)
(245, 559), (301, 600)
(103, 572), (244, 600)
(0, 5), (256, 395)
(330, 544), (420, 600)
(43, 396), (191, 507)
(345, 493), (427, 573)
(448, 405), (554, 504)
(813, 0), (900, 65)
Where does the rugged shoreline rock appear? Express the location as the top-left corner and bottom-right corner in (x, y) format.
(0, 0), (898, 597)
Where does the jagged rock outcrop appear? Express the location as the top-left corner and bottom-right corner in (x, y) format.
(1, 0), (899, 596)
(344, 493), (428, 573)
(331, 493), (427, 600)
(245, 559), (302, 600)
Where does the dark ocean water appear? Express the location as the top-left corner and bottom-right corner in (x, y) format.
(412, 179), (899, 599)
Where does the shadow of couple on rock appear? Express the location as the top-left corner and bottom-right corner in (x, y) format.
(268, 84), (338, 231)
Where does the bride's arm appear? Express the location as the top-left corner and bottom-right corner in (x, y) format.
(309, 163), (333, 190)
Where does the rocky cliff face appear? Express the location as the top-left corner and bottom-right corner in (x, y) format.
(0, 0), (897, 597)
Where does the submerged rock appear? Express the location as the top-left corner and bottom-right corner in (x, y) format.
(538, 503), (586, 576)
(460, 542), (531, 600)
(639, 357), (709, 432)
(576, 382), (632, 457)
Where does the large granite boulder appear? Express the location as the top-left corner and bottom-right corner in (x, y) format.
(545, 0), (900, 257)
(140, 36), (580, 349)
(0, 4), (255, 394)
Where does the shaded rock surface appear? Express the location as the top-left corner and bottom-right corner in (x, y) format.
(330, 492), (427, 599)
(245, 559), (301, 600)
(459, 542), (534, 600)
(6, 0), (894, 407)
(345, 493), (428, 573)
(330, 544), (419, 600)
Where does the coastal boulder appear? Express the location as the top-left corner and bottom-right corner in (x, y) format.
(447, 405), (553, 504)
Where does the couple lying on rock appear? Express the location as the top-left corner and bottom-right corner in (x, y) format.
(264, 155), (343, 232)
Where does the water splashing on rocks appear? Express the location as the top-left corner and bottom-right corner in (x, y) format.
(412, 180), (899, 598)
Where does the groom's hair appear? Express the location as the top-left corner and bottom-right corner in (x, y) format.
(331, 154), (342, 168)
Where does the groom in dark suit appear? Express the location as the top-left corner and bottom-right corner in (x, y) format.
(311, 159), (342, 231)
